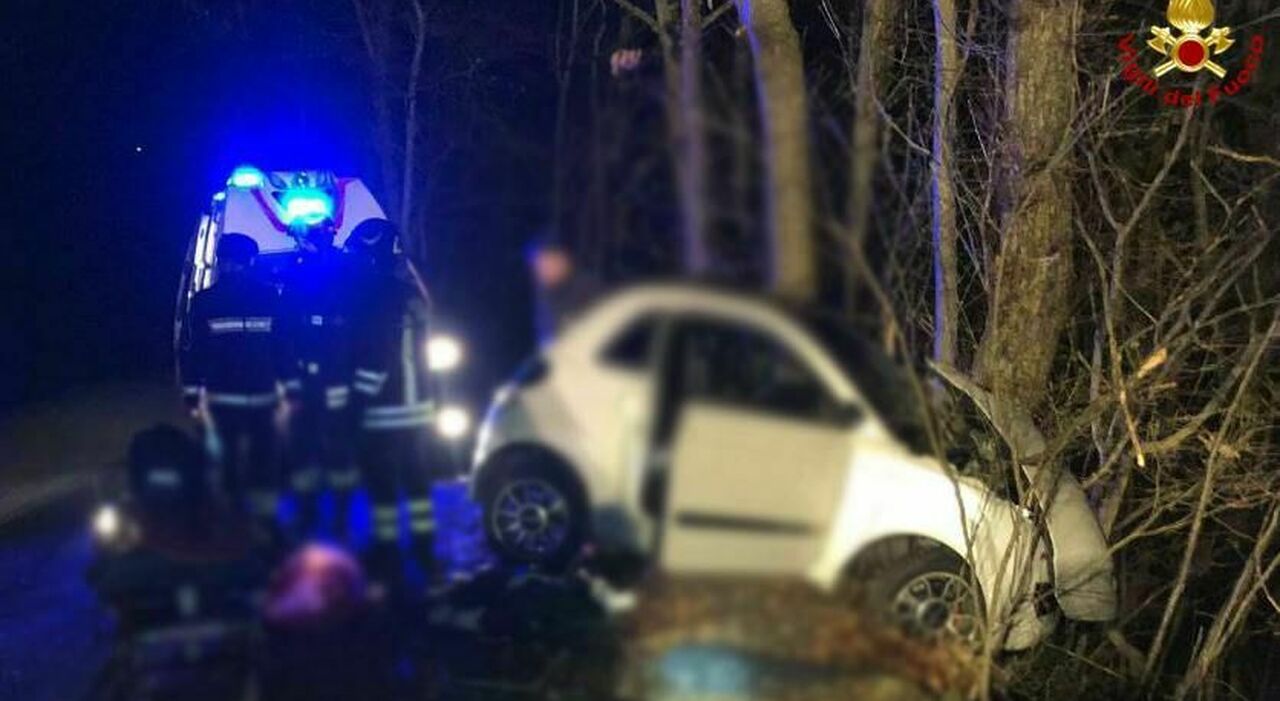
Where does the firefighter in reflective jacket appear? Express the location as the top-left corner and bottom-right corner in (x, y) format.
(278, 219), (361, 536)
(346, 219), (446, 580)
(179, 233), (289, 533)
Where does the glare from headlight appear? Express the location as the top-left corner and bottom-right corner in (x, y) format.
(93, 504), (121, 541)
(436, 405), (472, 440)
(426, 334), (464, 372)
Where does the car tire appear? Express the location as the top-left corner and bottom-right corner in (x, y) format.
(478, 459), (587, 572)
(864, 547), (985, 647)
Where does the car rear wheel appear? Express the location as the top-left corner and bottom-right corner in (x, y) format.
(479, 461), (586, 571)
(866, 548), (984, 648)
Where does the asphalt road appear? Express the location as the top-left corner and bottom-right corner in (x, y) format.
(0, 382), (183, 700)
(0, 493), (111, 701)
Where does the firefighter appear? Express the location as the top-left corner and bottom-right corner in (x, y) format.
(345, 219), (446, 584)
(88, 426), (265, 610)
(179, 233), (288, 536)
(278, 218), (361, 538)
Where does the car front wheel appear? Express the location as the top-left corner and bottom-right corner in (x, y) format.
(866, 548), (984, 648)
(479, 462), (585, 571)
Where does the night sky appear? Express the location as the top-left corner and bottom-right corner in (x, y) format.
(1, 1), (558, 410)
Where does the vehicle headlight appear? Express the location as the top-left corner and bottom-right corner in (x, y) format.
(92, 504), (122, 542)
(436, 405), (472, 440)
(426, 334), (464, 373)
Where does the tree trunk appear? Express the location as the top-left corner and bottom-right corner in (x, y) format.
(678, 0), (710, 273)
(930, 0), (960, 366)
(736, 0), (815, 302)
(846, 0), (892, 309)
(974, 0), (1076, 413)
(654, 0), (711, 274)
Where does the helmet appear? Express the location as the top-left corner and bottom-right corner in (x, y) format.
(127, 424), (207, 508)
(217, 232), (259, 266)
(346, 218), (398, 264)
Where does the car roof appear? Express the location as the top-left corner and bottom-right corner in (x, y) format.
(586, 281), (867, 334)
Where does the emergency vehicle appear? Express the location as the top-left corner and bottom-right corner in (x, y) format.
(175, 166), (387, 332)
(174, 165), (472, 443)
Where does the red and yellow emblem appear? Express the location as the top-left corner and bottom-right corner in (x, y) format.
(1148, 0), (1234, 77)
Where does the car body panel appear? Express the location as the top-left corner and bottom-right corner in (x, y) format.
(1028, 466), (1118, 621)
(931, 363), (1118, 622)
(659, 403), (853, 574)
(806, 437), (1052, 649)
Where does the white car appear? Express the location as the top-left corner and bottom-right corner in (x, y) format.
(471, 284), (1116, 648)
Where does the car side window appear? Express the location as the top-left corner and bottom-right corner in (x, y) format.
(601, 315), (660, 370)
(676, 318), (835, 421)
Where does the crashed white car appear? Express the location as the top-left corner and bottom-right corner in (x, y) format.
(472, 284), (1116, 648)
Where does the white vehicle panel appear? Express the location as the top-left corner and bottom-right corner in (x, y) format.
(810, 441), (1040, 621)
(660, 403), (852, 575)
(202, 172), (388, 262)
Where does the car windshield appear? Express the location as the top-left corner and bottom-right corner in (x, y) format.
(799, 314), (933, 454)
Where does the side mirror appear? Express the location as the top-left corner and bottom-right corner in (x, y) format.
(833, 402), (865, 427)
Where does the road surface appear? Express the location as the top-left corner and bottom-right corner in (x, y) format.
(0, 494), (111, 700)
(0, 382), (182, 700)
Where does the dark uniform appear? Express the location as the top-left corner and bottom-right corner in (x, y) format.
(278, 247), (361, 533)
(180, 253), (289, 523)
(350, 261), (446, 573)
(88, 425), (264, 685)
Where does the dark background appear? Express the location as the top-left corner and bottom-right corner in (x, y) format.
(0, 1), (559, 411)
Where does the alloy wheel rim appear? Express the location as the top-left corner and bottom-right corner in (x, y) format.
(890, 571), (982, 646)
(491, 478), (571, 558)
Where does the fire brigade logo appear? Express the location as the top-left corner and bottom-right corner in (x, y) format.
(1116, 0), (1265, 108)
(1147, 0), (1233, 78)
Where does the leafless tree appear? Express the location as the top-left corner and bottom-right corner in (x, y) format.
(735, 0), (816, 301)
(352, 0), (430, 249)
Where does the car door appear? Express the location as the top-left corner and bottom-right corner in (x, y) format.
(656, 317), (858, 575)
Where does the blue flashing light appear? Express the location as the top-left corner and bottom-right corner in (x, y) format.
(227, 165), (265, 189)
(281, 188), (335, 225)
(212, 191), (227, 202)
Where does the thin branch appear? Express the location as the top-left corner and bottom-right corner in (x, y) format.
(1209, 145), (1280, 169)
(702, 0), (735, 28)
(611, 0), (660, 33)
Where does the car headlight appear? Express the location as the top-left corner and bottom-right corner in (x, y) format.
(426, 334), (464, 373)
(436, 405), (472, 440)
(92, 504), (122, 542)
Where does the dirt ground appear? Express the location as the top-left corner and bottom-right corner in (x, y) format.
(422, 572), (974, 701)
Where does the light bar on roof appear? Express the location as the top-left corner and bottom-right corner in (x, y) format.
(281, 188), (335, 225)
(227, 165), (265, 189)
